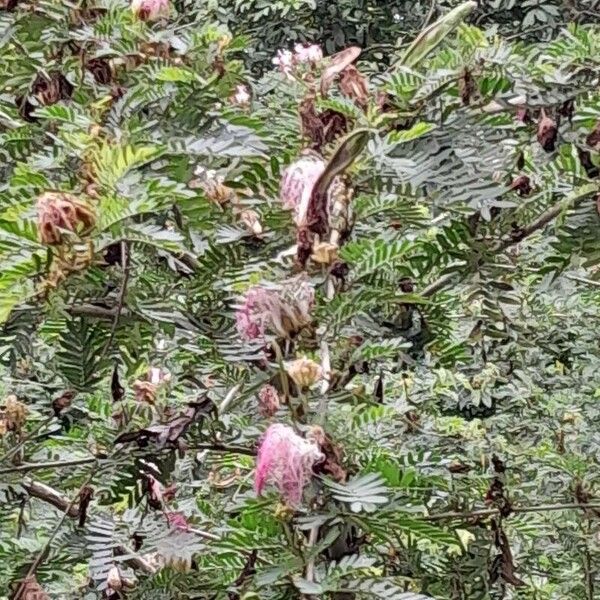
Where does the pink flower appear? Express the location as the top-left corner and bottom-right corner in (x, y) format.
(258, 385), (280, 418)
(235, 276), (314, 341)
(166, 511), (190, 532)
(232, 84), (250, 106)
(279, 155), (325, 225)
(131, 0), (169, 21)
(235, 285), (273, 340)
(254, 424), (323, 505)
(294, 43), (323, 64)
(272, 49), (294, 75)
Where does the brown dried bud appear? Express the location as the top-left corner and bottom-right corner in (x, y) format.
(239, 209), (262, 236)
(459, 67), (475, 105)
(133, 380), (157, 404)
(577, 147), (599, 178)
(36, 192), (95, 245)
(31, 71), (73, 106)
(311, 241), (338, 265)
(86, 57), (113, 85)
(299, 95), (348, 151)
(52, 390), (76, 416)
(339, 65), (369, 108)
(516, 106), (531, 124)
(308, 425), (347, 482)
(537, 110), (557, 152)
(398, 277), (414, 293)
(2, 0), (22, 10)
(586, 121), (600, 151)
(1, 395), (27, 434)
(257, 385), (280, 418)
(510, 175), (532, 197)
(285, 357), (322, 389)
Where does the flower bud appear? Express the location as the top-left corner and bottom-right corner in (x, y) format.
(258, 385), (280, 418)
(339, 65), (369, 107)
(231, 84), (250, 107)
(294, 44), (323, 65)
(285, 357), (322, 389)
(131, 0), (169, 21)
(279, 154), (325, 221)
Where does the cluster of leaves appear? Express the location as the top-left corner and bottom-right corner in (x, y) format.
(0, 1), (600, 599)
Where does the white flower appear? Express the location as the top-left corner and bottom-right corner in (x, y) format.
(233, 84), (250, 106)
(294, 43), (323, 64)
(272, 49), (294, 74)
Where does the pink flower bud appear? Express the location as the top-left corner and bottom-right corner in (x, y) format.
(131, 0), (169, 21)
(294, 44), (323, 64)
(166, 511), (190, 532)
(255, 424), (323, 505)
(258, 385), (280, 418)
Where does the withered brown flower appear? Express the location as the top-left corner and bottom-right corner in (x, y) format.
(86, 57), (113, 85)
(339, 65), (369, 108)
(537, 110), (557, 152)
(36, 192), (95, 245)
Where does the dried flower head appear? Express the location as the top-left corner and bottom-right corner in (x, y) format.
(0, 395), (28, 435)
(133, 380), (157, 404)
(37, 192), (95, 245)
(339, 64), (369, 107)
(131, 0), (169, 21)
(311, 241), (338, 264)
(235, 276), (314, 340)
(239, 209), (263, 236)
(190, 167), (236, 205)
(31, 71), (73, 107)
(258, 385), (280, 418)
(279, 154), (325, 224)
(285, 357), (322, 389)
(86, 57), (112, 85)
(12, 576), (49, 600)
(294, 43), (323, 64)
(255, 423), (323, 505)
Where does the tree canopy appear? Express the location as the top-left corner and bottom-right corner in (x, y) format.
(1, 1), (600, 599)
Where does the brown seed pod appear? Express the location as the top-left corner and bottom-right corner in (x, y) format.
(537, 109), (557, 152)
(459, 67), (475, 105)
(86, 57), (113, 85)
(586, 121), (600, 150)
(510, 175), (532, 197)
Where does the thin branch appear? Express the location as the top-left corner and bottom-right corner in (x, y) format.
(97, 241), (131, 363)
(0, 457), (97, 475)
(424, 502), (600, 522)
(188, 442), (256, 456)
(22, 478), (155, 574)
(68, 304), (125, 319)
(420, 187), (596, 298)
(15, 468), (98, 598)
(0, 416), (54, 465)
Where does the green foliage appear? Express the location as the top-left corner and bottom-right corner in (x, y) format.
(0, 1), (600, 599)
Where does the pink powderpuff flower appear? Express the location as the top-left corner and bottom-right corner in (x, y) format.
(279, 155), (325, 225)
(254, 424), (323, 505)
(258, 385), (280, 418)
(235, 276), (315, 341)
(272, 49), (294, 75)
(294, 43), (323, 64)
(232, 84), (250, 106)
(131, 0), (169, 21)
(235, 285), (274, 340)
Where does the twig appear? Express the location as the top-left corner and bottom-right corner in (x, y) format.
(21, 478), (155, 573)
(68, 304), (125, 319)
(188, 526), (220, 541)
(97, 241), (131, 363)
(15, 468), (98, 598)
(424, 502), (600, 522)
(0, 457), (97, 475)
(188, 442), (256, 456)
(0, 416), (54, 465)
(565, 273), (600, 288)
(420, 186), (596, 298)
